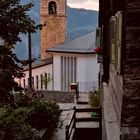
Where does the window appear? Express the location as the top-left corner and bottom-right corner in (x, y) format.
(61, 56), (77, 91)
(36, 75), (39, 90)
(48, 1), (57, 14)
(32, 77), (34, 88)
(45, 73), (48, 90)
(23, 79), (25, 89)
(40, 74), (43, 90)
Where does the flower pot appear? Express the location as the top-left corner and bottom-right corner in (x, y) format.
(97, 54), (103, 63)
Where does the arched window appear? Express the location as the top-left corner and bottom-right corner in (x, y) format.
(48, 1), (57, 14)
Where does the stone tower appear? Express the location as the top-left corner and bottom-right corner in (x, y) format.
(40, 0), (67, 60)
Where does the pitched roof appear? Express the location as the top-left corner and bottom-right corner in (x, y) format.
(23, 57), (53, 71)
(47, 31), (96, 54)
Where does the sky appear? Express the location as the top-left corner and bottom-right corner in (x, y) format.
(67, 0), (99, 11)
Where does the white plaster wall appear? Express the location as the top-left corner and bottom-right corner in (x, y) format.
(20, 64), (53, 90)
(18, 53), (99, 92)
(77, 54), (99, 92)
(53, 54), (61, 90)
(77, 56), (86, 82)
(53, 53), (99, 92)
(85, 55), (99, 83)
(77, 54), (99, 82)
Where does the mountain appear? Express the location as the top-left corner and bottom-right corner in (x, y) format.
(14, 1), (98, 60)
(67, 7), (98, 41)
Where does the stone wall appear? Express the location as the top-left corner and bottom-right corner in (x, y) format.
(121, 0), (140, 127)
(40, 90), (75, 103)
(109, 64), (123, 125)
(40, 0), (66, 60)
(101, 82), (120, 140)
(99, 0), (140, 138)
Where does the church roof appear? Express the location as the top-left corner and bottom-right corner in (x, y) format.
(23, 57), (53, 71)
(47, 31), (96, 54)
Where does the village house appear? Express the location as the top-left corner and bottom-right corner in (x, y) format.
(98, 0), (140, 139)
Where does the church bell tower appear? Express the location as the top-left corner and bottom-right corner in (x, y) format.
(40, 0), (67, 60)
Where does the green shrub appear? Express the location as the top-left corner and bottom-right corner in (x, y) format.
(26, 101), (61, 130)
(0, 107), (40, 140)
(88, 90), (100, 107)
(0, 100), (61, 139)
(13, 92), (32, 107)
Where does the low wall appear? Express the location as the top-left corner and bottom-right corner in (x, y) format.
(102, 82), (120, 140)
(40, 90), (75, 103)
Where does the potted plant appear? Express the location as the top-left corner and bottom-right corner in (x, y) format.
(94, 47), (103, 63)
(95, 47), (102, 55)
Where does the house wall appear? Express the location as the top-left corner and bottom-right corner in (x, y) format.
(77, 54), (99, 92)
(85, 55), (99, 82)
(99, 0), (140, 138)
(19, 64), (53, 90)
(53, 54), (61, 90)
(77, 55), (99, 81)
(53, 53), (99, 92)
(121, 0), (140, 127)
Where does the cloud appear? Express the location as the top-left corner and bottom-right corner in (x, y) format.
(68, 0), (99, 11)
(68, 0), (87, 4)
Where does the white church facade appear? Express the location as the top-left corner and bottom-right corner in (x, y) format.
(48, 32), (99, 92)
(18, 0), (99, 93)
(20, 32), (99, 92)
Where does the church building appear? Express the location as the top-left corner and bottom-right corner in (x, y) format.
(19, 0), (99, 92)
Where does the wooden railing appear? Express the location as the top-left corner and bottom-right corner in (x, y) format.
(65, 107), (102, 140)
(65, 108), (76, 140)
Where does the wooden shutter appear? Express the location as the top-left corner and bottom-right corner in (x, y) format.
(110, 16), (117, 63)
(96, 28), (101, 48)
(115, 11), (122, 74)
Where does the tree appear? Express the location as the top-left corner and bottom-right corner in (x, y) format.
(0, 0), (37, 105)
(0, 0), (36, 45)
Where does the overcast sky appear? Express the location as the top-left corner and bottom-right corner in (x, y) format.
(67, 0), (99, 11)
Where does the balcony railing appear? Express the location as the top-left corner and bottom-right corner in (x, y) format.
(78, 82), (98, 93)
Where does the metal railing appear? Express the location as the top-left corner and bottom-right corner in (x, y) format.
(78, 82), (98, 93)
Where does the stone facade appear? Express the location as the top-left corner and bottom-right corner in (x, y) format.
(121, 0), (140, 127)
(40, 0), (66, 60)
(99, 0), (140, 138)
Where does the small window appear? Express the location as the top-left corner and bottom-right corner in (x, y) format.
(45, 73), (48, 90)
(40, 74), (43, 90)
(23, 79), (25, 89)
(48, 1), (57, 14)
(36, 75), (39, 90)
(32, 77), (34, 87)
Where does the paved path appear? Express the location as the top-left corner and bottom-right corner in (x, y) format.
(77, 93), (89, 103)
(50, 103), (75, 140)
(50, 94), (91, 140)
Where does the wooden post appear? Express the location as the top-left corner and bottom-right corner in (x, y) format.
(99, 107), (102, 128)
(65, 125), (69, 140)
(70, 83), (79, 102)
(28, 31), (32, 91)
(73, 106), (76, 129)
